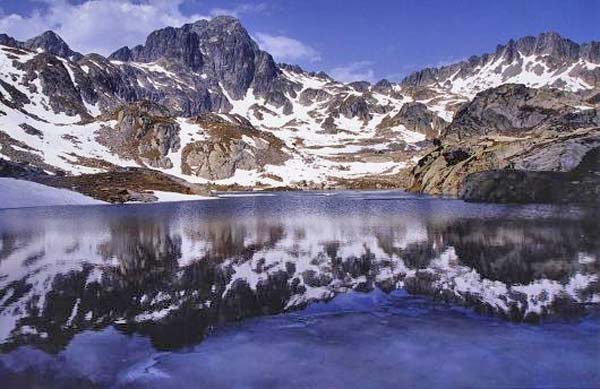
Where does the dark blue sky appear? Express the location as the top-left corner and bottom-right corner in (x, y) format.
(0, 0), (598, 81)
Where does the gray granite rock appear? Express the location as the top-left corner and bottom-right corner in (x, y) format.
(181, 113), (288, 180)
(443, 84), (586, 140)
(378, 102), (448, 139)
(97, 101), (181, 169)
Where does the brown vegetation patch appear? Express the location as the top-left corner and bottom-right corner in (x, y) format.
(32, 167), (209, 203)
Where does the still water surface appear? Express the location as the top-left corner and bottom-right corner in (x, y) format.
(0, 191), (598, 387)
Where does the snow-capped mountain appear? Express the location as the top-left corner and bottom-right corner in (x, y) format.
(0, 16), (598, 191)
(401, 31), (600, 98)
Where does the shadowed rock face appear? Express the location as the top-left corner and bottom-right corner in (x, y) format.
(462, 146), (600, 204)
(0, 158), (47, 178)
(24, 31), (83, 61)
(327, 94), (373, 122)
(0, 193), (597, 352)
(16, 52), (91, 118)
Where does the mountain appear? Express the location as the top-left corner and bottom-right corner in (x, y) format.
(109, 17), (286, 101)
(401, 33), (600, 203)
(0, 17), (598, 202)
(401, 32), (600, 94)
(0, 16), (426, 191)
(397, 31), (600, 122)
(24, 30), (83, 61)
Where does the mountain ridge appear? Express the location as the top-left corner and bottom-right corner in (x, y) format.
(400, 31), (600, 94)
(0, 17), (598, 201)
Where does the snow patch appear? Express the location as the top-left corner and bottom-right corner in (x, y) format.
(0, 178), (106, 209)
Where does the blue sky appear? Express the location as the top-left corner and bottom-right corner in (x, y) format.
(0, 0), (598, 82)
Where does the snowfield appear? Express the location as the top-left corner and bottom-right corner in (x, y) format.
(0, 178), (106, 209)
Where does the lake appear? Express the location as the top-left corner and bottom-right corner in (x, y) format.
(0, 191), (598, 387)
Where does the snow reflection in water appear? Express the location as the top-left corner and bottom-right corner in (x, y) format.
(0, 191), (597, 355)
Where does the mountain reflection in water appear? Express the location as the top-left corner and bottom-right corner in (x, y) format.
(0, 191), (598, 353)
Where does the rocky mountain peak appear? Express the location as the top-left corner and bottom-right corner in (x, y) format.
(279, 63), (332, 81)
(348, 81), (371, 92)
(184, 16), (245, 41)
(198, 15), (243, 29)
(400, 31), (600, 91)
(508, 31), (580, 60)
(279, 63), (304, 74)
(110, 16), (255, 64)
(374, 79), (394, 93)
(0, 33), (18, 47)
(375, 79), (393, 88)
(108, 16), (280, 100)
(24, 30), (82, 60)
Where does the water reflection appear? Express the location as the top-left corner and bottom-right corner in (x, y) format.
(0, 192), (598, 351)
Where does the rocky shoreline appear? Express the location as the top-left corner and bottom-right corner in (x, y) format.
(0, 158), (210, 203)
(408, 84), (600, 205)
(3, 155), (599, 206)
(462, 168), (600, 205)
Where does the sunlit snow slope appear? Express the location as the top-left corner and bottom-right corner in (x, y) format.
(0, 23), (598, 188)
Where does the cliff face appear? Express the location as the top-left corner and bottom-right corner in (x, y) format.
(109, 16), (285, 101)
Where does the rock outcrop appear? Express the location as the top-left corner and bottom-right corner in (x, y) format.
(181, 113), (289, 180)
(32, 167), (209, 203)
(97, 101), (181, 169)
(443, 84), (591, 140)
(377, 102), (448, 139)
(408, 84), (600, 200)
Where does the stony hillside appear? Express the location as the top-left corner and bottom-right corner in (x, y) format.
(408, 84), (599, 202)
(0, 16), (599, 200)
(0, 16), (435, 191)
(400, 33), (600, 203)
